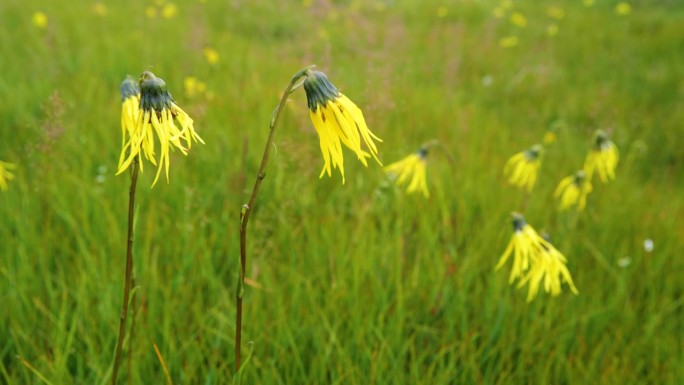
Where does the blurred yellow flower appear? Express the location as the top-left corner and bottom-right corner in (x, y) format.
(303, 70), (382, 184)
(162, 3), (178, 19)
(493, 7), (505, 19)
(615, 2), (632, 15)
(203, 47), (220, 65)
(543, 131), (557, 144)
(117, 72), (205, 186)
(554, 171), (593, 211)
(437, 6), (448, 18)
(547, 24), (559, 37)
(496, 213), (545, 283)
(583, 0), (595, 6)
(546, 6), (565, 20)
(510, 12), (527, 28)
(145, 6), (157, 18)
(499, 35), (519, 48)
(497, 214), (579, 301)
(183, 76), (207, 99)
(92, 3), (108, 16)
(517, 237), (579, 302)
(503, 144), (542, 192)
(583, 130), (619, 183)
(0, 161), (17, 192)
(385, 148), (430, 198)
(32, 12), (48, 29)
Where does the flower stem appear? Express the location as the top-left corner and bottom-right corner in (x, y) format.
(235, 65), (313, 373)
(112, 158), (139, 385)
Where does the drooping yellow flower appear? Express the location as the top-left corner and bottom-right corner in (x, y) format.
(583, 130), (619, 183)
(384, 148), (430, 198)
(32, 12), (48, 29)
(496, 213), (546, 283)
(503, 144), (542, 192)
(0, 161), (17, 192)
(510, 12), (527, 28)
(303, 70), (382, 184)
(496, 214), (579, 301)
(554, 170), (593, 211)
(116, 72), (204, 186)
(162, 3), (178, 18)
(517, 235), (579, 302)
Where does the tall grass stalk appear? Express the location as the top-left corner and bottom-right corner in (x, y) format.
(111, 158), (140, 385)
(235, 65), (313, 373)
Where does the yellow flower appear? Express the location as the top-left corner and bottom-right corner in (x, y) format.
(436, 6), (448, 18)
(32, 12), (48, 29)
(546, 6), (565, 20)
(303, 70), (382, 183)
(496, 213), (545, 283)
(615, 2), (632, 15)
(543, 131), (557, 144)
(0, 161), (17, 192)
(92, 3), (108, 16)
(203, 48), (219, 65)
(583, 130), (619, 183)
(162, 3), (178, 19)
(503, 144), (542, 192)
(116, 72), (205, 186)
(384, 148), (430, 198)
(510, 12), (527, 28)
(517, 235), (579, 302)
(499, 35), (519, 48)
(554, 171), (593, 211)
(497, 214), (579, 301)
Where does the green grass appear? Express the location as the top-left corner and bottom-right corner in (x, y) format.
(1, 0), (683, 383)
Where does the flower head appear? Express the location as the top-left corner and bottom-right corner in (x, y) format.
(554, 170), (593, 211)
(303, 70), (382, 184)
(384, 148), (429, 197)
(503, 144), (542, 192)
(583, 130), (619, 183)
(116, 71), (204, 186)
(0, 161), (17, 191)
(496, 214), (579, 301)
(32, 12), (48, 29)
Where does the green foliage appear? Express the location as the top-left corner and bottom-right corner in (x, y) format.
(1, 0), (683, 384)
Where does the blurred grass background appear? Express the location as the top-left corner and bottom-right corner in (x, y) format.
(1, 0), (683, 383)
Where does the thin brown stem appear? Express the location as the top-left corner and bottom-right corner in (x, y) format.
(126, 275), (137, 385)
(112, 158), (139, 385)
(235, 65), (314, 373)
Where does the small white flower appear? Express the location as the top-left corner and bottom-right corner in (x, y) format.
(643, 239), (654, 253)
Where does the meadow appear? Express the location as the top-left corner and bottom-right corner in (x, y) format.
(1, 0), (683, 383)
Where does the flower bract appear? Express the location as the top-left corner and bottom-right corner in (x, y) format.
(303, 70), (382, 184)
(384, 148), (430, 197)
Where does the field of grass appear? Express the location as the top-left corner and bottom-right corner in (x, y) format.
(1, 0), (683, 383)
